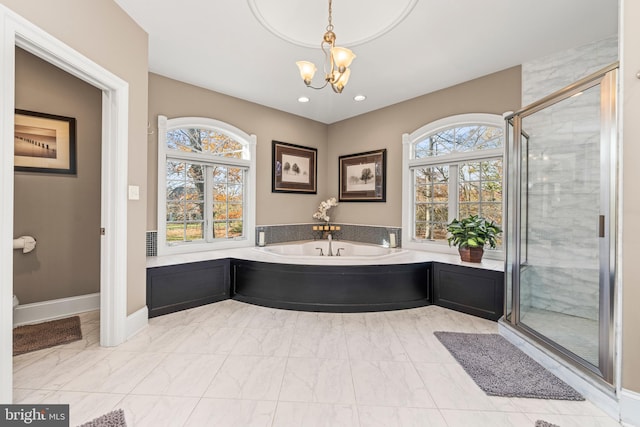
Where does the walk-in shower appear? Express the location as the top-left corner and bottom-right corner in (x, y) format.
(504, 63), (618, 384)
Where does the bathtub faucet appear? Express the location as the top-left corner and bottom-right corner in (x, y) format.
(327, 233), (334, 256)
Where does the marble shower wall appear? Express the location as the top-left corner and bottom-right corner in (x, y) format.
(519, 36), (617, 320)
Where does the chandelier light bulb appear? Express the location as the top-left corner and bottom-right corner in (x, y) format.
(296, 61), (317, 85)
(331, 47), (356, 70)
(332, 68), (351, 93)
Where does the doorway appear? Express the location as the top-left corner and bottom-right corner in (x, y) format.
(504, 63), (618, 384)
(0, 6), (129, 403)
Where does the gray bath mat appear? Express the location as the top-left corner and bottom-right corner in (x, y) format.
(535, 421), (560, 427)
(77, 409), (127, 427)
(434, 332), (584, 400)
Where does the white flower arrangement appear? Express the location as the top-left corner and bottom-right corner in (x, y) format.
(312, 197), (338, 222)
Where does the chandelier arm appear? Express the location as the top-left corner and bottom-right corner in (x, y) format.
(304, 80), (331, 90)
(322, 41), (332, 78)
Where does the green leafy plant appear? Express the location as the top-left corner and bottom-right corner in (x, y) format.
(447, 215), (502, 249)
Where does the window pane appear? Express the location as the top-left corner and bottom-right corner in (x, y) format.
(459, 162), (481, 181)
(459, 203), (479, 218)
(412, 166), (449, 242)
(166, 203), (185, 221)
(213, 222), (227, 238)
(227, 167), (243, 184)
(481, 203), (502, 224)
(482, 159), (503, 180)
(415, 223), (428, 239)
(459, 182), (480, 202)
(165, 160), (206, 243)
(229, 221), (243, 238)
(432, 223), (448, 240)
(227, 184), (243, 202)
(213, 202), (228, 220)
(433, 184), (448, 202)
(210, 166), (245, 239)
(415, 186), (430, 203)
(481, 181), (502, 202)
(167, 128), (244, 158)
(431, 204), (448, 222)
(228, 203), (243, 220)
(413, 125), (503, 159)
(184, 223), (204, 241)
(457, 158), (503, 248)
(166, 222), (204, 242)
(415, 223), (448, 240)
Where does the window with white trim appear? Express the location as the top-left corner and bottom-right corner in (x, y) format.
(157, 116), (256, 255)
(402, 114), (504, 251)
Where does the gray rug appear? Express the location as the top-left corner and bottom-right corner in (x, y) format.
(434, 332), (584, 400)
(13, 316), (82, 356)
(77, 409), (127, 427)
(535, 421), (560, 427)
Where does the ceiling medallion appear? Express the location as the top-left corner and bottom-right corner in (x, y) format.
(248, 0), (418, 48)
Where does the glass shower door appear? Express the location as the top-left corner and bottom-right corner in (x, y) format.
(506, 65), (617, 381)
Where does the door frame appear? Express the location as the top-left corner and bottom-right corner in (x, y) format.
(0, 5), (129, 403)
(504, 63), (619, 384)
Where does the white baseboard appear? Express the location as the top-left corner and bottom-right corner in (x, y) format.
(13, 293), (100, 326)
(126, 305), (148, 340)
(620, 389), (640, 426)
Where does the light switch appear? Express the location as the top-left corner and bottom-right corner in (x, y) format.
(128, 185), (140, 200)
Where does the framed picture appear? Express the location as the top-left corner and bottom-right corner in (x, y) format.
(272, 140), (317, 194)
(14, 109), (77, 174)
(339, 148), (386, 202)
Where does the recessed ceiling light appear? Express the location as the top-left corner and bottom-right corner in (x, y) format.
(298, 96), (310, 103)
(354, 94), (366, 102)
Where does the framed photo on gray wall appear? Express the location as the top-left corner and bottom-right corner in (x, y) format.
(339, 149), (386, 202)
(272, 140), (317, 194)
(14, 109), (77, 174)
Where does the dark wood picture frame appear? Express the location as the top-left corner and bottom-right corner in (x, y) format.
(339, 148), (386, 202)
(272, 140), (317, 194)
(14, 109), (77, 174)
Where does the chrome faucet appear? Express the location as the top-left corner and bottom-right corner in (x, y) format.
(327, 233), (334, 256)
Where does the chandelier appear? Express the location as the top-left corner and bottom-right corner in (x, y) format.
(295, 0), (356, 94)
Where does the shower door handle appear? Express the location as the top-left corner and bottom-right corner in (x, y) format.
(599, 215), (605, 238)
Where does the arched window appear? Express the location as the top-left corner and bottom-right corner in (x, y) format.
(157, 116), (256, 255)
(402, 113), (504, 253)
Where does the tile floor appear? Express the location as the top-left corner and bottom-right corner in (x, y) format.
(12, 300), (622, 427)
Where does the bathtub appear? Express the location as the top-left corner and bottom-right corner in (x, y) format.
(234, 240), (427, 312)
(256, 240), (406, 259)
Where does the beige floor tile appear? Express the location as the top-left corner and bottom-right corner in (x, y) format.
(273, 402), (358, 427)
(279, 357), (355, 404)
(204, 355), (286, 400)
(117, 394), (199, 427)
(357, 405), (448, 427)
(184, 398), (276, 427)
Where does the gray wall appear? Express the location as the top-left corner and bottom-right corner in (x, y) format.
(14, 48), (101, 304)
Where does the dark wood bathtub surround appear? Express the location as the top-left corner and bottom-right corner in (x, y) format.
(147, 259), (504, 320)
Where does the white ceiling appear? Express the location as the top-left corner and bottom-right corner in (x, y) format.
(114, 0), (617, 124)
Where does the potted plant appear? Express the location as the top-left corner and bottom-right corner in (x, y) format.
(446, 215), (502, 263)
